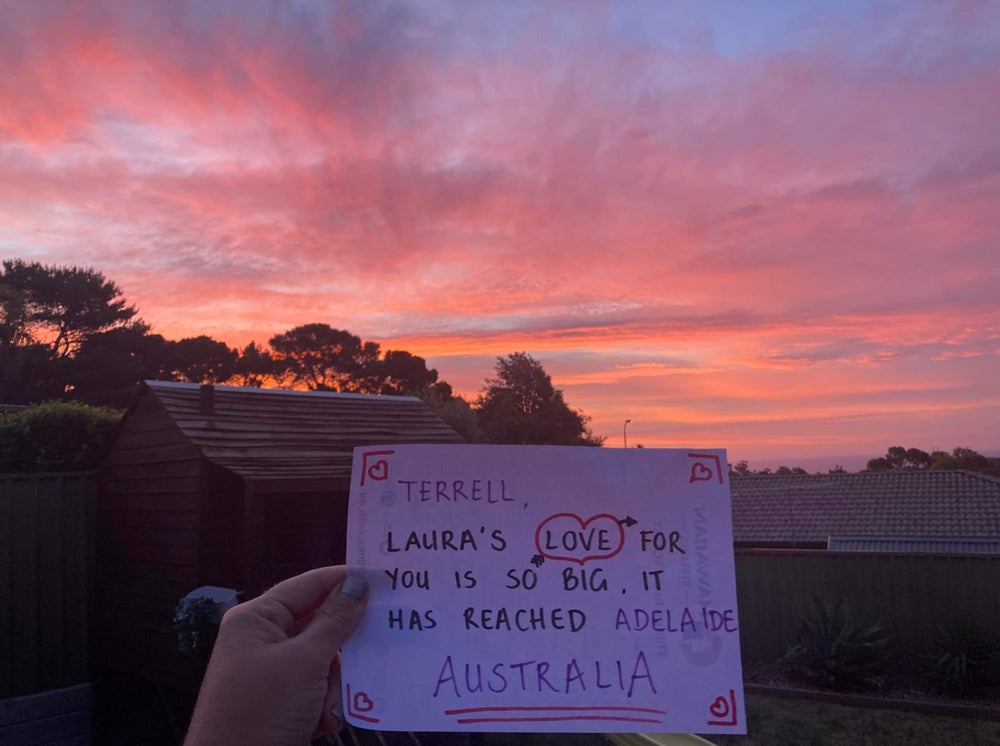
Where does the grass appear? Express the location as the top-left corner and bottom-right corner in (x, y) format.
(711, 693), (1000, 746)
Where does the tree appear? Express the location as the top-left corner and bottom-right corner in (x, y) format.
(866, 446), (931, 472)
(930, 447), (999, 476)
(161, 336), (238, 383)
(0, 342), (66, 403)
(421, 384), (481, 443)
(269, 324), (381, 392)
(1, 260), (141, 404)
(775, 465), (808, 475)
(374, 350), (439, 396)
(231, 342), (276, 388)
(475, 352), (603, 446)
(68, 325), (170, 408)
(729, 460), (752, 476)
(1, 259), (137, 359)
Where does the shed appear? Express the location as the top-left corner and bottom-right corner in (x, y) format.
(730, 470), (1000, 550)
(96, 381), (464, 688)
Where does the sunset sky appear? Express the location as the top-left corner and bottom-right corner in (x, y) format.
(2, 0), (998, 469)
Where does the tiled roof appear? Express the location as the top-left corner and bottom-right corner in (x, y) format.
(730, 470), (1000, 546)
(143, 380), (465, 480)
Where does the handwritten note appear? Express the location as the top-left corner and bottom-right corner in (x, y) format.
(341, 445), (745, 734)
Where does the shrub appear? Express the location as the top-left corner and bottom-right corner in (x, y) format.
(923, 615), (999, 696)
(173, 596), (220, 658)
(0, 400), (122, 472)
(783, 596), (892, 690)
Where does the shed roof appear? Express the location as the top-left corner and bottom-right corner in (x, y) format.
(141, 380), (464, 481)
(730, 470), (1000, 547)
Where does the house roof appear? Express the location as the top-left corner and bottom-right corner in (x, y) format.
(730, 470), (1000, 547)
(142, 380), (465, 481)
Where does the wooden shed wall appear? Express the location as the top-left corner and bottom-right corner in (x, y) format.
(199, 464), (244, 591)
(244, 480), (350, 595)
(95, 394), (205, 687)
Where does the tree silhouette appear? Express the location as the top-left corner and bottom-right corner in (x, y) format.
(269, 324), (380, 392)
(374, 350), (439, 395)
(161, 336), (238, 383)
(1, 259), (136, 359)
(476, 352), (603, 446)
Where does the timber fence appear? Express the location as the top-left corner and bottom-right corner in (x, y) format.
(735, 548), (1000, 666)
(4, 475), (999, 695)
(1, 472), (96, 698)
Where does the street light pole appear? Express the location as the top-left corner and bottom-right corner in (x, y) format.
(623, 419), (631, 448)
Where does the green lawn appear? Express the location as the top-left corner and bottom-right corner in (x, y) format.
(711, 693), (1000, 746)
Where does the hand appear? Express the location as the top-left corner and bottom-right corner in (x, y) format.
(184, 566), (369, 746)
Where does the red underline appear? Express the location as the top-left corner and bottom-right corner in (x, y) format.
(456, 716), (663, 724)
(445, 705), (667, 715)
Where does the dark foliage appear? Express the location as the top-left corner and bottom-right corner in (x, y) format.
(476, 352), (603, 446)
(783, 596), (892, 691)
(0, 401), (122, 472)
(923, 615), (999, 696)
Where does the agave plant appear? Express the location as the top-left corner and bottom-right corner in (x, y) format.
(924, 614), (998, 696)
(783, 596), (892, 690)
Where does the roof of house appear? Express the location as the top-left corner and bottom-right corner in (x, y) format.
(730, 470), (1000, 547)
(141, 380), (465, 481)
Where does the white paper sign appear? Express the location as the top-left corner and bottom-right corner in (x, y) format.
(342, 445), (745, 734)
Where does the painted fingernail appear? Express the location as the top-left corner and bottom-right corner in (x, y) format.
(341, 574), (368, 600)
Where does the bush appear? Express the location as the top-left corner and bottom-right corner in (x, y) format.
(923, 615), (999, 696)
(783, 596), (892, 690)
(173, 596), (220, 659)
(0, 401), (122, 471)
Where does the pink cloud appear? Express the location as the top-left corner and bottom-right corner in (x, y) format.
(1, 0), (997, 460)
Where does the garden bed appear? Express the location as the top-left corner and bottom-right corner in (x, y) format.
(742, 662), (1000, 721)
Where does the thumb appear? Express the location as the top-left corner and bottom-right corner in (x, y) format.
(296, 574), (369, 657)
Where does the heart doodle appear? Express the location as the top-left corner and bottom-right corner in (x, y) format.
(367, 461), (388, 482)
(708, 695), (730, 718)
(360, 450), (394, 486)
(689, 462), (713, 483)
(706, 688), (738, 726)
(352, 691), (375, 712)
(534, 513), (625, 565)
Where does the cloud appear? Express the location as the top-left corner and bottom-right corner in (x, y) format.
(1, 0), (998, 459)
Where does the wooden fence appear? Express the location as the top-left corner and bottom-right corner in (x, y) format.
(0, 473), (97, 698)
(5, 475), (1000, 695)
(735, 549), (1000, 666)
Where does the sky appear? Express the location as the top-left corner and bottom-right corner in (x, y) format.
(1, 0), (998, 470)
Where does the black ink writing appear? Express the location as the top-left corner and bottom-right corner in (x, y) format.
(384, 567), (429, 590)
(388, 608), (437, 630)
(542, 527), (615, 553)
(505, 568), (539, 590)
(639, 530), (685, 554)
(561, 567), (608, 592)
(453, 570), (477, 589)
(463, 606), (586, 632)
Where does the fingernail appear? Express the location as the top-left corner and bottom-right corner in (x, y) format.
(341, 574), (368, 600)
(330, 701), (344, 732)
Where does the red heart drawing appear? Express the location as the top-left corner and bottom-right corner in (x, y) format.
(689, 462), (713, 483)
(367, 461), (388, 482)
(708, 695), (730, 719)
(353, 691), (375, 712)
(534, 513), (625, 565)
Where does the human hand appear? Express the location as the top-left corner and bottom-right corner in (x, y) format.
(184, 566), (369, 746)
